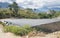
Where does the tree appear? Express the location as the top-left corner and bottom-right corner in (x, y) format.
(26, 8), (33, 12)
(9, 2), (19, 14)
(49, 9), (56, 14)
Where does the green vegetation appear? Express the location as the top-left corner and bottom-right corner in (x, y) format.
(0, 8), (39, 19)
(0, 21), (2, 24)
(3, 25), (33, 36)
(0, 2), (60, 19)
(9, 2), (19, 16)
(38, 10), (60, 19)
(1, 21), (60, 36)
(0, 8), (60, 19)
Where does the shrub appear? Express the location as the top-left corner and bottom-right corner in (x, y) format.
(3, 25), (33, 36)
(0, 21), (2, 24)
(0, 21), (6, 26)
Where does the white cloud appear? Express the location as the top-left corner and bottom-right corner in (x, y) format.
(0, 0), (60, 9)
(16, 0), (60, 9)
(16, 0), (45, 9)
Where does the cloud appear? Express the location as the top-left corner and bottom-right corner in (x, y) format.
(16, 0), (60, 9)
(0, 0), (60, 9)
(0, 0), (12, 3)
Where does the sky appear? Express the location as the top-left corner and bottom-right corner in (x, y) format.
(0, 0), (60, 9)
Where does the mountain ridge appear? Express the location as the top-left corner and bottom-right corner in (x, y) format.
(0, 2), (60, 12)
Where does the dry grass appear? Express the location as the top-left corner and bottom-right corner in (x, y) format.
(28, 30), (46, 37)
(29, 31), (60, 38)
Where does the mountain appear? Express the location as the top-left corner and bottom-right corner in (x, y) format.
(49, 7), (60, 11)
(35, 7), (60, 12)
(0, 2), (60, 12)
(0, 2), (9, 8)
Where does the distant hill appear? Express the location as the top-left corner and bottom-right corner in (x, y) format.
(35, 7), (60, 12)
(0, 2), (60, 12)
(0, 2), (9, 8)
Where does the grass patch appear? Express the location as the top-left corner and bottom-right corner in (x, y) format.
(3, 25), (33, 36)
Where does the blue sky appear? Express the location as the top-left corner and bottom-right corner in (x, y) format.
(0, 0), (60, 9)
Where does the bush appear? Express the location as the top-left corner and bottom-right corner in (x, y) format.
(0, 21), (6, 26)
(3, 25), (33, 36)
(0, 21), (2, 24)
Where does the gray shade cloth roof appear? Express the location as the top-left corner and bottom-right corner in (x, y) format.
(0, 19), (60, 26)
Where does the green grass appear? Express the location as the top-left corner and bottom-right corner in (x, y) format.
(3, 25), (33, 36)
